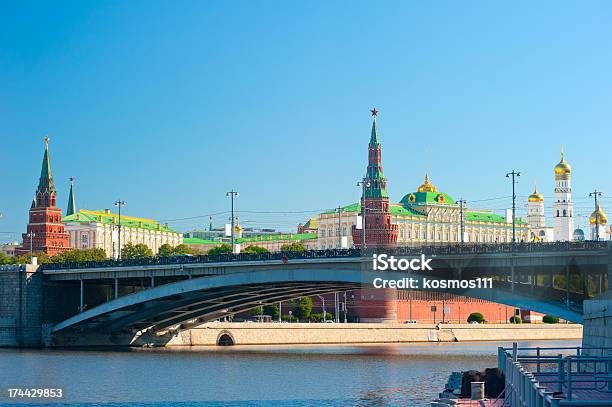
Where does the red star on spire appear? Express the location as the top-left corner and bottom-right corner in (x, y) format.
(370, 108), (379, 117)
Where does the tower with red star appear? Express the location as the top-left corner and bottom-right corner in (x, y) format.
(15, 137), (70, 257)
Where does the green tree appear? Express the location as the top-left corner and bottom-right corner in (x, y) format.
(0, 252), (13, 264)
(280, 243), (305, 252)
(208, 244), (232, 255)
(158, 243), (174, 257)
(250, 305), (264, 317)
(121, 243), (154, 259)
(263, 304), (279, 319)
(509, 316), (522, 324)
(52, 248), (107, 263)
(243, 245), (269, 253)
(172, 244), (193, 255)
(293, 297), (312, 321)
(467, 312), (485, 323)
(543, 315), (560, 324)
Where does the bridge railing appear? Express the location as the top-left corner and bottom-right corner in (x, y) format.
(499, 344), (612, 405)
(40, 241), (608, 271)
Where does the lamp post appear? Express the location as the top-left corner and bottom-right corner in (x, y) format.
(457, 198), (467, 244)
(26, 232), (35, 259)
(316, 294), (326, 322)
(114, 200), (126, 259)
(589, 190), (603, 241)
(335, 206), (344, 249)
(356, 178), (371, 251)
(226, 190), (239, 247)
(505, 170), (521, 243)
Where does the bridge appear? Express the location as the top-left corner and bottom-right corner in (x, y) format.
(41, 242), (610, 345)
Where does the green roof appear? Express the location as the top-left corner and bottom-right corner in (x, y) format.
(237, 233), (317, 244)
(63, 209), (180, 233)
(467, 211), (528, 225)
(399, 191), (456, 205)
(183, 237), (218, 245)
(324, 203), (424, 217)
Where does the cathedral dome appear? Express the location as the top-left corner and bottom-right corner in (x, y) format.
(554, 150), (571, 179)
(589, 204), (607, 226)
(528, 185), (544, 202)
(417, 174), (437, 193)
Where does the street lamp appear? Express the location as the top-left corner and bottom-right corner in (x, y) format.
(226, 190), (239, 248)
(316, 294), (326, 322)
(589, 190), (604, 241)
(505, 171), (521, 243)
(457, 198), (467, 244)
(26, 232), (35, 259)
(356, 178), (371, 251)
(114, 200), (126, 259)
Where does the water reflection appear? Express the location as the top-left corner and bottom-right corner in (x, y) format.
(0, 340), (580, 406)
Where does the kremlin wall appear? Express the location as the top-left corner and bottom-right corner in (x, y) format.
(8, 113), (610, 326)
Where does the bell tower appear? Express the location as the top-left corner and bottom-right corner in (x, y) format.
(553, 147), (574, 241)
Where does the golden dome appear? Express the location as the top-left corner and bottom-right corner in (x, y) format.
(589, 203), (607, 226)
(417, 174), (437, 193)
(554, 149), (571, 179)
(528, 181), (544, 202)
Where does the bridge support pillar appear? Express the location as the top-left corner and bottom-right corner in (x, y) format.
(114, 278), (118, 299)
(79, 279), (84, 313)
(150, 275), (155, 288)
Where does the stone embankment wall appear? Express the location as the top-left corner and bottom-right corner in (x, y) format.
(164, 323), (583, 346)
(0, 264), (43, 347)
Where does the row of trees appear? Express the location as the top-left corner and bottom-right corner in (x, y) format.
(0, 242), (308, 265)
(467, 312), (561, 324)
(249, 296), (332, 322)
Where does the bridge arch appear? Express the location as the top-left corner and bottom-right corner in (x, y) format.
(52, 264), (586, 339)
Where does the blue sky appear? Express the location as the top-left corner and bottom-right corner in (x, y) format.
(1, 1), (611, 241)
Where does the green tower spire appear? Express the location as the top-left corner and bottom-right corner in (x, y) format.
(66, 177), (76, 216)
(364, 108), (388, 199)
(37, 136), (55, 195)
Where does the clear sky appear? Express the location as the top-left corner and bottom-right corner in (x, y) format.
(1, 1), (611, 241)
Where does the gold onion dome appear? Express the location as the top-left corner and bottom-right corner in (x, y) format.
(554, 150), (571, 178)
(417, 174), (438, 193)
(589, 203), (607, 225)
(528, 188), (544, 203)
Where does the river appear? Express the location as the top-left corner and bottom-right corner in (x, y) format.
(0, 339), (580, 406)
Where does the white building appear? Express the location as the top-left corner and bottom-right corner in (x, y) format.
(317, 175), (530, 249)
(63, 209), (182, 258)
(527, 183), (554, 242)
(553, 149), (574, 241)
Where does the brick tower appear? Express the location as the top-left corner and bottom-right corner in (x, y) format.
(351, 109), (399, 322)
(15, 137), (70, 257)
(352, 108), (398, 249)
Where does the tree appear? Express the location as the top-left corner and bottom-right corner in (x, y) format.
(509, 316), (522, 324)
(52, 248), (107, 263)
(293, 297), (312, 321)
(543, 315), (560, 324)
(263, 304), (279, 319)
(158, 243), (174, 257)
(243, 245), (269, 253)
(172, 244), (193, 255)
(250, 305), (264, 317)
(467, 312), (485, 323)
(0, 252), (12, 265)
(280, 242), (305, 252)
(208, 244), (232, 255)
(121, 243), (153, 259)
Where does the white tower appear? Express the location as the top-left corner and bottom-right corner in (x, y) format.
(527, 182), (546, 241)
(553, 148), (574, 241)
(589, 202), (607, 241)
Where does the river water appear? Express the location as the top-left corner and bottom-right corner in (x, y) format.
(0, 339), (580, 406)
